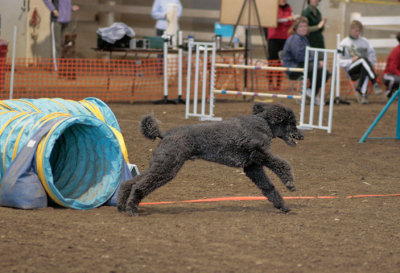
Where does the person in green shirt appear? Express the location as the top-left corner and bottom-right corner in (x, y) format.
(301, 0), (327, 48)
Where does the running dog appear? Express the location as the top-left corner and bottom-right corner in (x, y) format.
(117, 102), (304, 216)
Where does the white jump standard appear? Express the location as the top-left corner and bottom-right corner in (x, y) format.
(184, 42), (337, 134)
(185, 40), (220, 121)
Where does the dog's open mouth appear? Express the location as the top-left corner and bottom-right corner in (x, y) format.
(285, 133), (304, 146)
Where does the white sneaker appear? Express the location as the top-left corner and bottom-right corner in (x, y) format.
(306, 88), (312, 98)
(373, 83), (383, 95)
(361, 95), (369, 104)
(386, 89), (393, 99)
(355, 91), (362, 103)
(314, 95), (321, 106)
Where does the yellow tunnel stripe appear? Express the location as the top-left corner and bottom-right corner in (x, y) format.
(80, 100), (106, 122)
(110, 127), (129, 163)
(36, 117), (69, 207)
(30, 112), (70, 133)
(43, 98), (71, 114)
(0, 102), (15, 111)
(14, 99), (42, 112)
(7, 113), (36, 168)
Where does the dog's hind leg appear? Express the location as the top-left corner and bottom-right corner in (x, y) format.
(116, 177), (139, 212)
(244, 164), (290, 213)
(124, 159), (186, 216)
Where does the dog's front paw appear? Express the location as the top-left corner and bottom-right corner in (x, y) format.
(285, 181), (296, 191)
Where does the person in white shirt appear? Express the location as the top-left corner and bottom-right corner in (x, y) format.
(339, 20), (383, 104)
(151, 0), (182, 37)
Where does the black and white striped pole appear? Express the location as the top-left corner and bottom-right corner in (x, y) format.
(154, 32), (176, 104)
(175, 30), (185, 103)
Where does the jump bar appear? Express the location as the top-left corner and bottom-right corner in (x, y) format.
(213, 89), (302, 99)
(215, 63), (305, 73)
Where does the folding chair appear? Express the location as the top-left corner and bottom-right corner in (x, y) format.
(342, 69), (385, 103)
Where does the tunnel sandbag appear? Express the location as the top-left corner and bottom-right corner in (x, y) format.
(0, 110), (124, 209)
(0, 97), (121, 131)
(0, 97), (129, 162)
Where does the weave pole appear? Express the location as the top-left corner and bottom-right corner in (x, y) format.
(176, 31), (185, 103)
(9, 26), (17, 100)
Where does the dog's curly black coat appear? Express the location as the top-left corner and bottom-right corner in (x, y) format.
(117, 102), (304, 216)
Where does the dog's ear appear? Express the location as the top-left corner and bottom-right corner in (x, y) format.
(252, 102), (271, 115)
(254, 103), (291, 125)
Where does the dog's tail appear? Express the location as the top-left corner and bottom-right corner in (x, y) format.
(140, 114), (164, 140)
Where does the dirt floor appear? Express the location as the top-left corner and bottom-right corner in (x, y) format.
(1, 96), (400, 273)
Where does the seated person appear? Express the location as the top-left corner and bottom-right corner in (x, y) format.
(282, 16), (330, 104)
(339, 20), (382, 104)
(383, 32), (400, 98)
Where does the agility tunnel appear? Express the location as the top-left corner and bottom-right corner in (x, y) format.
(0, 97), (129, 162)
(0, 97), (121, 131)
(0, 110), (131, 210)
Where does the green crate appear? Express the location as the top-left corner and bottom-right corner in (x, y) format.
(144, 36), (164, 49)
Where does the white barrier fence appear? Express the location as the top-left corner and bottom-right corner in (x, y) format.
(350, 12), (399, 49)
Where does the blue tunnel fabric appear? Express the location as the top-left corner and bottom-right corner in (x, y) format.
(83, 97), (121, 131)
(0, 98), (129, 163)
(0, 97), (121, 131)
(0, 111), (127, 210)
(39, 115), (124, 209)
(0, 118), (62, 209)
(105, 160), (133, 206)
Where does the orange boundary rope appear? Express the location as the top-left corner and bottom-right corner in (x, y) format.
(140, 194), (400, 206)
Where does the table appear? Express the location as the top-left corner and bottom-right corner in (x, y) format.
(92, 47), (247, 103)
(92, 47), (246, 59)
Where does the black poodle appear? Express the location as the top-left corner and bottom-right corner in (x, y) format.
(117, 103), (304, 216)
